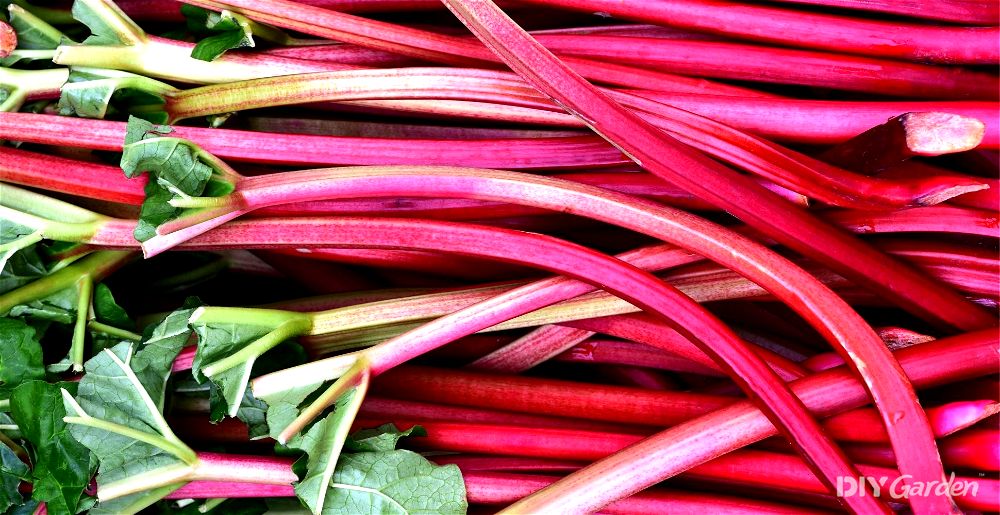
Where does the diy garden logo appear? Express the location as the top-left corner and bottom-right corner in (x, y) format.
(837, 473), (980, 500)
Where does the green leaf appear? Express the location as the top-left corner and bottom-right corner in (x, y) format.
(120, 136), (214, 193)
(70, 0), (144, 46)
(0, 443), (29, 512)
(209, 383), (270, 440)
(0, 220), (34, 246)
(0, 246), (47, 295)
(345, 424), (425, 453)
(119, 119), (239, 244)
(6, 4), (65, 49)
(181, 5), (255, 62)
(63, 342), (196, 513)
(0, 318), (44, 398)
(10, 381), (96, 515)
(134, 300), (200, 412)
(191, 29), (251, 61)
(192, 323), (271, 415)
(323, 451), (467, 515)
(92, 283), (132, 329)
(191, 312), (310, 419)
(287, 386), (370, 515)
(133, 180), (176, 243)
(57, 69), (170, 121)
(6, 284), (77, 324)
(261, 382), (325, 444)
(123, 115), (172, 146)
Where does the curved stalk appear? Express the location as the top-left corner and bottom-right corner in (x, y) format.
(502, 329), (999, 513)
(438, 2), (981, 512)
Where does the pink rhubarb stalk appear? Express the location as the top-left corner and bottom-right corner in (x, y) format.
(501, 329), (998, 513)
(514, 0), (999, 63)
(437, 2), (989, 513)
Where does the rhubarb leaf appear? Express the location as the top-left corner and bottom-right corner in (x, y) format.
(209, 383), (270, 439)
(124, 115), (172, 145)
(133, 180), (177, 243)
(0, 245), (46, 295)
(192, 323), (272, 416)
(6, 284), (77, 324)
(0, 220), (39, 281)
(92, 283), (132, 329)
(321, 425), (467, 515)
(120, 129), (214, 192)
(57, 69), (171, 122)
(181, 5), (254, 62)
(119, 120), (239, 244)
(135, 299), (201, 409)
(0, 443), (28, 513)
(1, 462), (27, 515)
(325, 452), (467, 515)
(71, 0), (144, 46)
(62, 341), (195, 514)
(0, 443), (28, 512)
(0, 318), (44, 398)
(288, 387), (367, 515)
(345, 423), (425, 453)
(10, 381), (96, 515)
(6, 4), (64, 49)
(219, 341), (307, 439)
(261, 382), (325, 443)
(191, 312), (311, 418)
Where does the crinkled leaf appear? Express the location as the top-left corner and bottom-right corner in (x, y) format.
(7, 5), (64, 49)
(123, 115), (172, 145)
(192, 323), (272, 416)
(345, 424), (425, 453)
(262, 382), (324, 443)
(0, 219), (33, 245)
(92, 283), (132, 329)
(0, 244), (46, 296)
(206, 341), (305, 439)
(0, 318), (44, 397)
(134, 300), (200, 411)
(289, 387), (367, 515)
(0, 443), (29, 512)
(323, 451), (467, 515)
(65, 343), (192, 488)
(133, 180), (176, 243)
(181, 5), (254, 61)
(209, 383), (270, 440)
(190, 29), (250, 61)
(120, 130), (213, 195)
(10, 381), (96, 515)
(6, 284), (77, 324)
(57, 69), (168, 120)
(71, 0), (143, 46)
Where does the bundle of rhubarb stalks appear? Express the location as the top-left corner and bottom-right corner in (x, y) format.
(0, 0), (997, 513)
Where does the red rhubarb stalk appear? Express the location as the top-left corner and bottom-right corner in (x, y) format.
(436, 6), (992, 510)
(513, 0), (1000, 63)
(533, 34), (998, 98)
(502, 329), (998, 513)
(169, 470), (828, 514)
